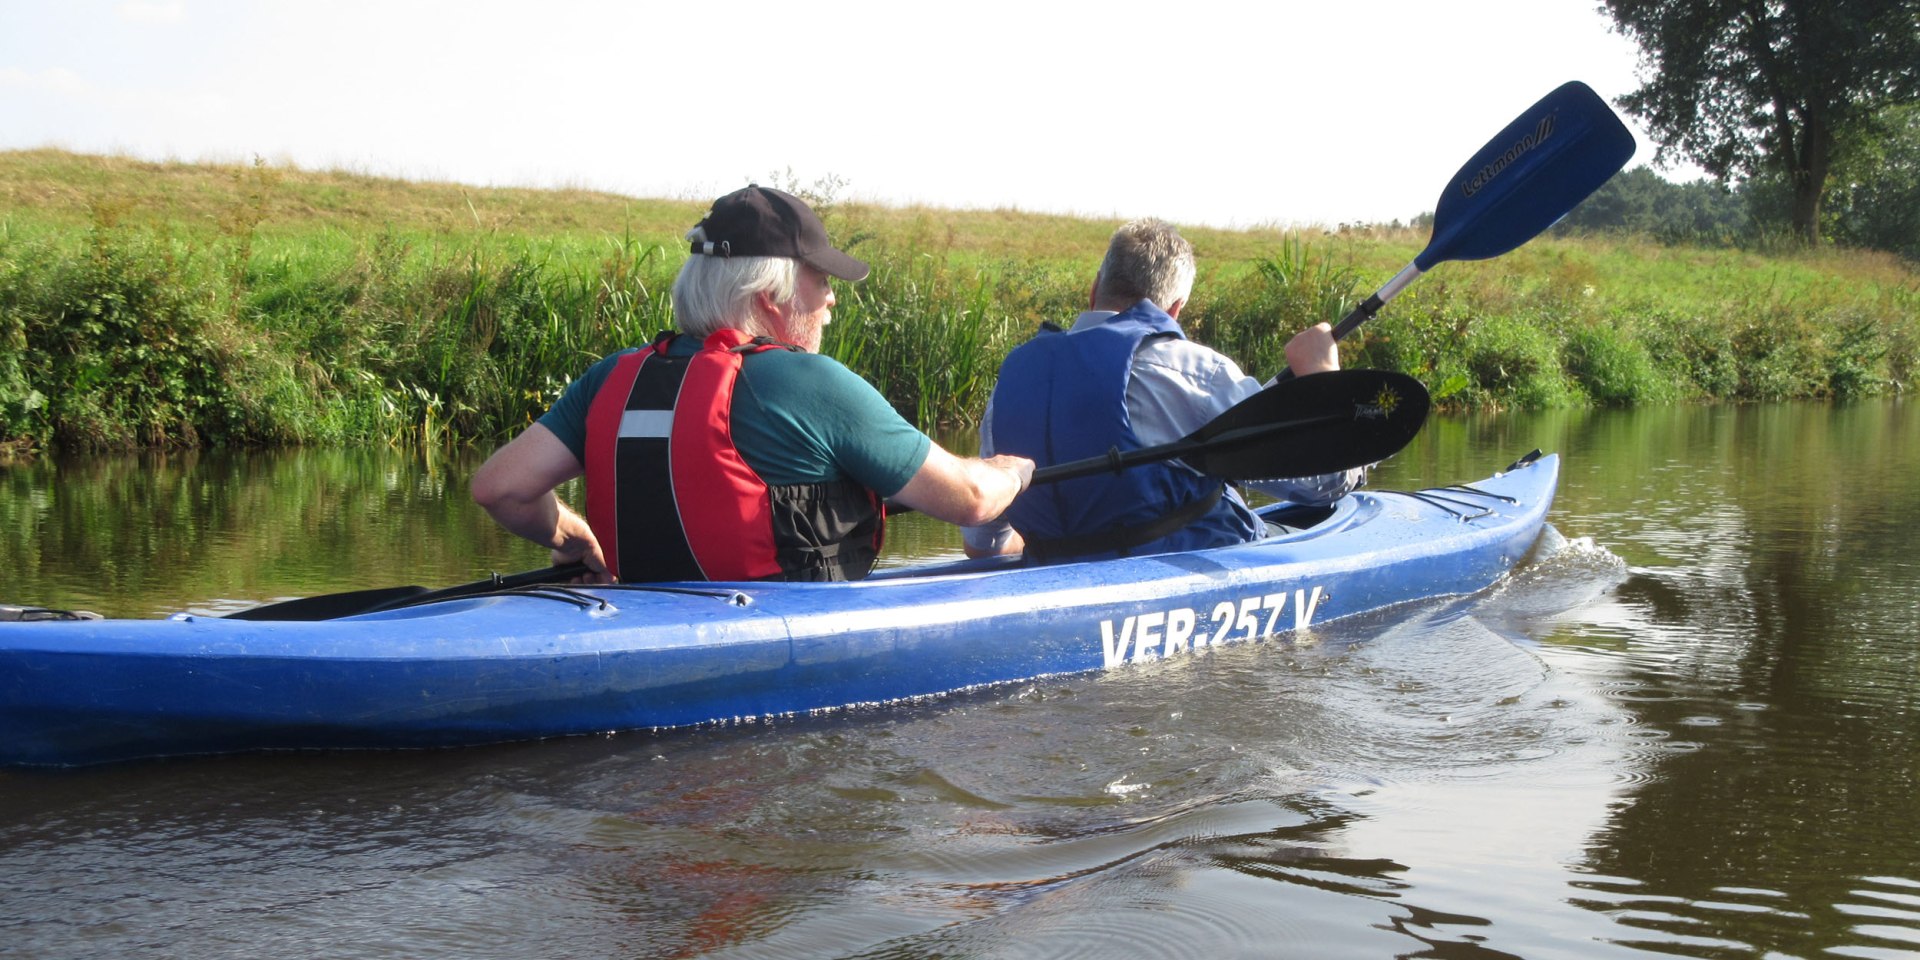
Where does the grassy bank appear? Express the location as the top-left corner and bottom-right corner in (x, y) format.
(2, 148), (1915, 454)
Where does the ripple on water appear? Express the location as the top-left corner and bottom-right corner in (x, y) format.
(1567, 872), (1920, 958)
(1831, 875), (1920, 957)
(1481, 527), (1633, 620)
(1261, 611), (1554, 758)
(865, 800), (1420, 960)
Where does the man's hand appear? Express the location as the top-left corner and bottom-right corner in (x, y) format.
(548, 505), (613, 583)
(1284, 323), (1341, 376)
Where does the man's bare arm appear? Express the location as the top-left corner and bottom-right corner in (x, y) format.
(471, 423), (610, 581)
(891, 444), (1033, 527)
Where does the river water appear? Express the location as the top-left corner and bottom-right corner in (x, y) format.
(2, 399), (1916, 959)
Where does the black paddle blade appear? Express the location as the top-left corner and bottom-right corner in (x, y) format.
(1181, 370), (1430, 480)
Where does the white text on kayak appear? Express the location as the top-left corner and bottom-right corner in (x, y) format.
(1099, 587), (1325, 668)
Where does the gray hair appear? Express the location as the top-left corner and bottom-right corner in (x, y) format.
(1092, 218), (1196, 311)
(670, 225), (800, 339)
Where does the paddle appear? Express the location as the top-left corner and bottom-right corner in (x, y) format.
(229, 369), (1427, 622)
(1031, 368), (1427, 485)
(1276, 80), (1635, 381)
(225, 563), (590, 621)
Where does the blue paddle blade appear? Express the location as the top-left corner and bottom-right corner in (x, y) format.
(1418, 80), (1635, 270)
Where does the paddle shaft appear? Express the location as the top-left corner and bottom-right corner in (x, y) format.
(885, 414), (1340, 518)
(373, 562), (592, 610)
(249, 432), (1262, 612)
(372, 401), (1350, 602)
(1271, 267), (1420, 385)
(1331, 264), (1423, 341)
(239, 365), (1423, 620)
(885, 414), (1338, 519)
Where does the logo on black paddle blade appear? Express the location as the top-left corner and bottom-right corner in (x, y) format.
(1355, 384), (1401, 420)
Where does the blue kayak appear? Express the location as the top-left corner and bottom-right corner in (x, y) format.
(0, 454), (1559, 767)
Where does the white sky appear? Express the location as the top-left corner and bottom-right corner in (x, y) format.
(0, 0), (1695, 229)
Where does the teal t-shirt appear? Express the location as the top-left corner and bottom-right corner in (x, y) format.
(539, 338), (933, 498)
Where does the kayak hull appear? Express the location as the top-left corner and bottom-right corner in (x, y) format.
(1, 455), (1559, 766)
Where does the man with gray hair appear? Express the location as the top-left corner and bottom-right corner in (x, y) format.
(963, 218), (1361, 561)
(474, 185), (1033, 584)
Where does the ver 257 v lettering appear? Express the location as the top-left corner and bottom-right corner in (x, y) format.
(1099, 587), (1325, 668)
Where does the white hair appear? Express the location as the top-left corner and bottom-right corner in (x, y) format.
(670, 225), (800, 339)
(1093, 218), (1196, 311)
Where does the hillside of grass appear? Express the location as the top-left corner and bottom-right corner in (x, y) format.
(2, 148), (1915, 455)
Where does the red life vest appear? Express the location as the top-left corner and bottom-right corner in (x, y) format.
(582, 329), (886, 583)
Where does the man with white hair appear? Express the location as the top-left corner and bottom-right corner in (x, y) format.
(963, 218), (1361, 561)
(474, 185), (1034, 583)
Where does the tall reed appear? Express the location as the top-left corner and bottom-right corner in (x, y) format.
(824, 248), (1025, 427)
(1186, 235), (1366, 380)
(3, 150), (1918, 456)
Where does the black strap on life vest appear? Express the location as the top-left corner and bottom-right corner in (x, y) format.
(601, 341), (703, 584)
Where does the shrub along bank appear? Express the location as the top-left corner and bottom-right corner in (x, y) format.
(1, 150), (1915, 454)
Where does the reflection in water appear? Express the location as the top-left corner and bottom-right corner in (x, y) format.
(0, 444), (1004, 617)
(1, 399), (1917, 959)
(1379, 399), (1920, 959)
(0, 446), (545, 618)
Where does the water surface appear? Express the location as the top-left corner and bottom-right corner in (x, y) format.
(2, 399), (1915, 959)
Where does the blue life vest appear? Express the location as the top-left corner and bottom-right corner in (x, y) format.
(991, 301), (1263, 561)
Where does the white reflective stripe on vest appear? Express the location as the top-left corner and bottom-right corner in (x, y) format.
(618, 410), (673, 439)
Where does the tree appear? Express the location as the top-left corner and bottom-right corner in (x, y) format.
(1602, 0), (1920, 244)
(1554, 165), (1747, 240)
(1827, 104), (1920, 259)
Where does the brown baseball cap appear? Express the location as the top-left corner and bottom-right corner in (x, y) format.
(690, 185), (869, 282)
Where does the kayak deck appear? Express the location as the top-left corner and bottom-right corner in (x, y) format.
(0, 454), (1559, 766)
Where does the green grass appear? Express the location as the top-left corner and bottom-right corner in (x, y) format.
(2, 148), (1916, 455)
